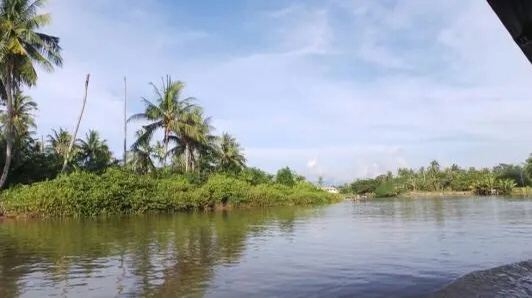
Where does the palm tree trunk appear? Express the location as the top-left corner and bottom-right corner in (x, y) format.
(0, 76), (14, 189)
(189, 147), (194, 172)
(184, 144), (189, 172)
(190, 150), (196, 172)
(163, 129), (169, 167)
(62, 74), (90, 173)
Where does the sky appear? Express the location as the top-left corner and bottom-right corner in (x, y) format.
(29, 0), (532, 183)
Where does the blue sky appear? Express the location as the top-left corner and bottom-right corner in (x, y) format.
(31, 0), (532, 183)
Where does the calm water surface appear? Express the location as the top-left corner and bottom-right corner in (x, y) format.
(1, 197), (532, 297)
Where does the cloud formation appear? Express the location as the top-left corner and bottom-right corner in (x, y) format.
(28, 0), (532, 183)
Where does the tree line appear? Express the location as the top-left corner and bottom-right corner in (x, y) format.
(0, 0), (263, 188)
(340, 158), (532, 197)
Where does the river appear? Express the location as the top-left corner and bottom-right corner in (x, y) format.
(1, 196), (531, 297)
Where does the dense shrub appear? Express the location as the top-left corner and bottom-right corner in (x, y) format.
(0, 168), (339, 217)
(374, 181), (398, 198)
(275, 167), (296, 186)
(238, 167), (273, 185)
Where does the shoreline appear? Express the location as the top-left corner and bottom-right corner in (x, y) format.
(398, 191), (472, 198)
(344, 188), (532, 200)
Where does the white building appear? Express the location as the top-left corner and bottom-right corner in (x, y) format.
(321, 186), (339, 194)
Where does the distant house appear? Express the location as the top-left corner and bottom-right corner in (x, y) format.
(321, 186), (339, 194)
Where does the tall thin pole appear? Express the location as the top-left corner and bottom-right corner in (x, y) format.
(62, 74), (90, 173)
(123, 76), (127, 165)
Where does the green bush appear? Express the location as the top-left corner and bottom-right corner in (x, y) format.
(238, 167), (273, 185)
(275, 167), (296, 186)
(374, 181), (398, 198)
(0, 168), (339, 218)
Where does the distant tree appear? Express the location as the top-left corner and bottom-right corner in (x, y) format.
(77, 130), (112, 172)
(217, 133), (246, 173)
(493, 163), (527, 187)
(0, 91), (37, 142)
(276, 167), (295, 186)
(48, 128), (75, 161)
(428, 160), (442, 191)
(239, 167), (273, 185)
(128, 76), (195, 166)
(349, 179), (379, 195)
(169, 107), (216, 172)
(525, 154), (532, 185)
(127, 130), (156, 174)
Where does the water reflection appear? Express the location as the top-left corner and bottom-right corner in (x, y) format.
(0, 207), (318, 297)
(1, 197), (532, 297)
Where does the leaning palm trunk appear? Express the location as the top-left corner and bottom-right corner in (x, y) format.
(62, 74), (90, 173)
(0, 74), (14, 189)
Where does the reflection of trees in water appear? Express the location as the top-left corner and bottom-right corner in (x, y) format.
(0, 206), (310, 297)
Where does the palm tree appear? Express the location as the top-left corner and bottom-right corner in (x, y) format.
(152, 141), (166, 165)
(127, 129), (156, 174)
(128, 76), (195, 166)
(48, 128), (73, 160)
(169, 107), (215, 172)
(0, 0), (62, 188)
(218, 133), (246, 173)
(0, 90), (37, 141)
(77, 130), (111, 172)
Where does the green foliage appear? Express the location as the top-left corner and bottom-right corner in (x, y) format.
(374, 181), (397, 198)
(76, 130), (112, 172)
(493, 163), (528, 187)
(345, 157), (532, 197)
(497, 179), (517, 195)
(0, 138), (61, 186)
(238, 167), (273, 185)
(217, 132), (246, 173)
(470, 172), (497, 195)
(348, 179), (380, 195)
(275, 167), (295, 186)
(0, 0), (63, 188)
(525, 154), (532, 183)
(0, 168), (339, 217)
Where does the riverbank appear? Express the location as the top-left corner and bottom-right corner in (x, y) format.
(398, 191), (472, 198)
(344, 188), (532, 200)
(0, 168), (339, 218)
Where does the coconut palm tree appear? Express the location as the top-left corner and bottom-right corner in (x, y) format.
(0, 0), (62, 188)
(218, 133), (246, 173)
(0, 90), (37, 141)
(127, 129), (156, 174)
(168, 107), (216, 172)
(128, 76), (195, 166)
(77, 130), (111, 172)
(152, 141), (166, 165)
(48, 128), (73, 160)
